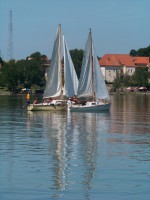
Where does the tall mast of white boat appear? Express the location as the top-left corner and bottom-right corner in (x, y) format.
(58, 24), (63, 99)
(89, 29), (95, 101)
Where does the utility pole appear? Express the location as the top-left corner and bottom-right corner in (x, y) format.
(7, 9), (13, 60)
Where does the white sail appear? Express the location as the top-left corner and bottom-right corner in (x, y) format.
(63, 36), (79, 97)
(43, 25), (62, 98)
(92, 43), (110, 100)
(77, 30), (110, 100)
(77, 33), (92, 97)
(27, 25), (80, 111)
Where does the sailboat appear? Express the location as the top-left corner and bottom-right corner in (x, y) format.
(69, 29), (111, 112)
(27, 24), (78, 111)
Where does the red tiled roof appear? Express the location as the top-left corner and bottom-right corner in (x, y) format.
(99, 54), (135, 66)
(132, 57), (150, 65)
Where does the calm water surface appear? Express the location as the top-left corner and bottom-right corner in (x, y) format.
(0, 94), (150, 200)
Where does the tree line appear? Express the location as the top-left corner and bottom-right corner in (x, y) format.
(0, 45), (150, 93)
(0, 51), (84, 93)
(112, 68), (150, 91)
(130, 45), (150, 57)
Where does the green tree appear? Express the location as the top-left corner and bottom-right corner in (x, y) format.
(0, 57), (4, 66)
(129, 49), (138, 56)
(27, 52), (49, 73)
(130, 45), (150, 56)
(70, 49), (84, 78)
(29, 52), (42, 60)
(1, 60), (18, 91)
(1, 56), (45, 91)
(16, 59), (45, 88)
(0, 57), (4, 86)
(27, 52), (48, 64)
(121, 74), (131, 86)
(112, 73), (121, 91)
(131, 68), (148, 86)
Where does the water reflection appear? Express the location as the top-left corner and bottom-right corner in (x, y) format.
(110, 94), (150, 134)
(27, 111), (110, 198)
(1, 95), (150, 199)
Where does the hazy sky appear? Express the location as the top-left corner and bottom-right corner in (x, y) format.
(0, 0), (150, 60)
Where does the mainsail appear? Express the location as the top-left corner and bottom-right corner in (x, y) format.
(43, 24), (78, 99)
(77, 30), (110, 100)
(44, 24), (62, 98)
(77, 33), (92, 98)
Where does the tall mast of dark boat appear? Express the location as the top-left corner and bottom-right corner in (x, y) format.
(90, 29), (95, 101)
(58, 24), (63, 99)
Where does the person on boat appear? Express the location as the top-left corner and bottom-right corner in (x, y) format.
(71, 96), (79, 104)
(67, 98), (72, 106)
(50, 99), (56, 105)
(96, 99), (100, 105)
(48, 98), (53, 103)
(33, 97), (38, 105)
(43, 98), (47, 103)
(26, 92), (30, 105)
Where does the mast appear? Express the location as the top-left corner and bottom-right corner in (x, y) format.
(58, 24), (63, 99)
(90, 29), (95, 101)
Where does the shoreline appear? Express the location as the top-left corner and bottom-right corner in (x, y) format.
(0, 90), (149, 96)
(110, 92), (150, 95)
(0, 91), (11, 95)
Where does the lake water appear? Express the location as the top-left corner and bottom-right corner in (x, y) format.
(0, 94), (150, 200)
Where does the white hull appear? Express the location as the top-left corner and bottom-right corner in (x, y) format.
(69, 102), (111, 112)
(27, 101), (67, 111)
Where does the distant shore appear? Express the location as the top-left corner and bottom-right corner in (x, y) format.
(0, 90), (10, 95)
(0, 89), (149, 96)
(109, 91), (150, 95)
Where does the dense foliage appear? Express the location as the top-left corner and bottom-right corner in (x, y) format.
(0, 57), (4, 66)
(130, 45), (150, 56)
(0, 50), (83, 92)
(113, 68), (150, 90)
(70, 49), (83, 78)
(1, 45), (150, 92)
(0, 52), (46, 92)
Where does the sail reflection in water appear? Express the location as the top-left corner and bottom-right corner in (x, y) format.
(1, 95), (150, 199)
(27, 111), (110, 198)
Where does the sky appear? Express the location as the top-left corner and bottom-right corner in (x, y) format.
(0, 0), (150, 61)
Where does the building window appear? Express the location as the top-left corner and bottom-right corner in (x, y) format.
(109, 71), (111, 77)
